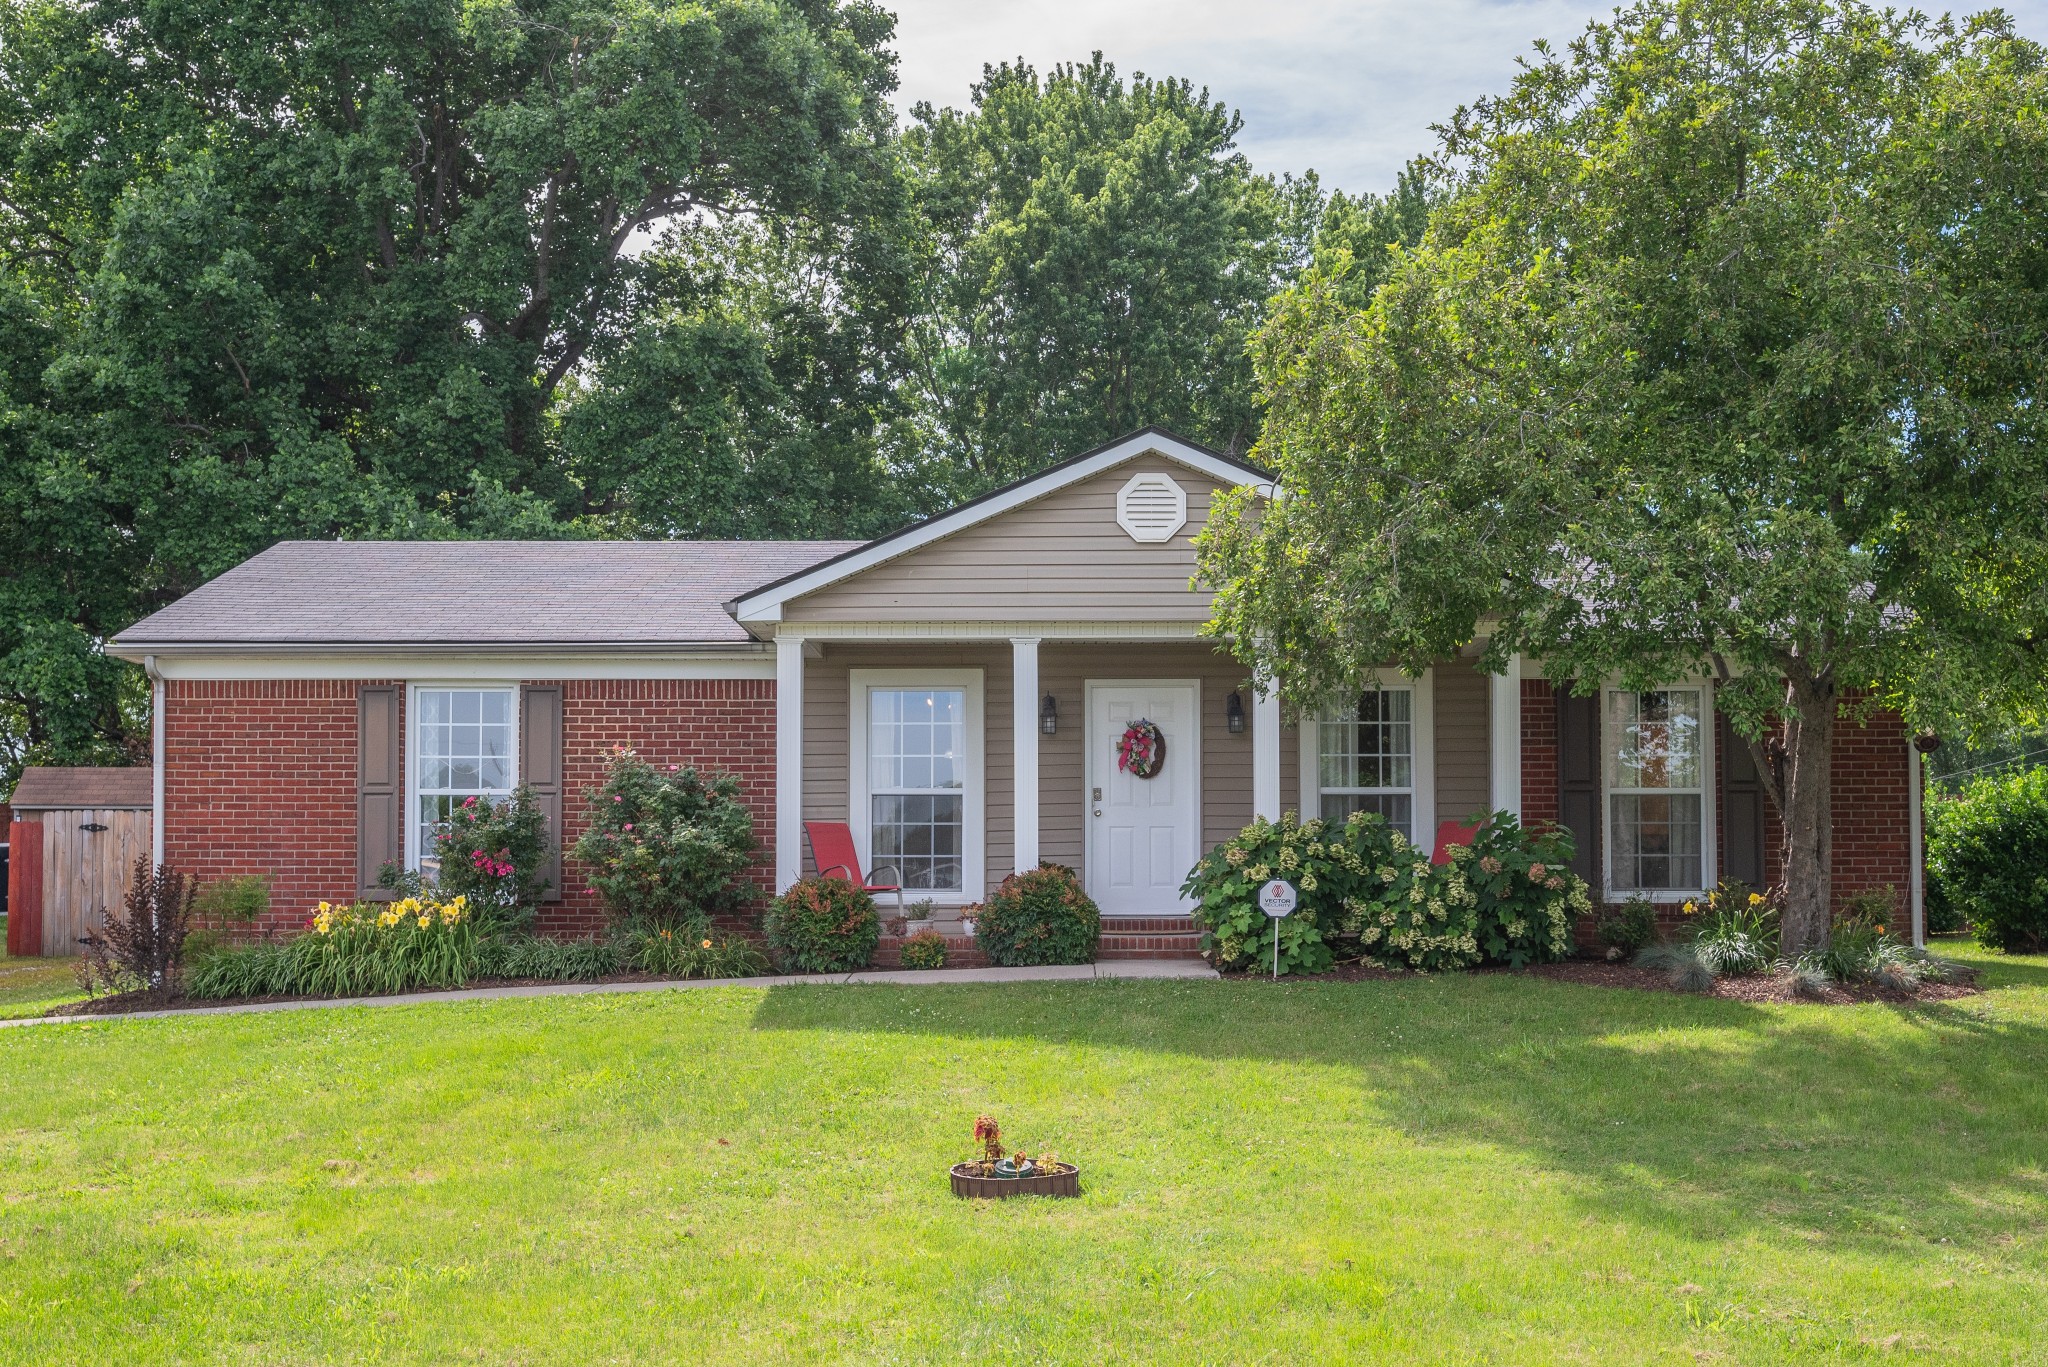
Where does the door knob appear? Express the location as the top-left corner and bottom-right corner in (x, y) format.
(1093, 809), (1102, 817)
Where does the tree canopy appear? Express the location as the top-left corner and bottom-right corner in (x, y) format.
(900, 55), (1321, 490)
(1200, 0), (2048, 949)
(0, 0), (905, 769)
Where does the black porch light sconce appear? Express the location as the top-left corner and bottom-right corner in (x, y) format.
(1226, 691), (1246, 734)
(1040, 692), (1059, 736)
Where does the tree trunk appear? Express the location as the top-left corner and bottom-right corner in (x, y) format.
(1777, 671), (1837, 954)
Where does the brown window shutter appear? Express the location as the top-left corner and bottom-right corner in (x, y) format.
(357, 686), (402, 900)
(1719, 712), (1767, 889)
(521, 685), (564, 901)
(1555, 685), (1603, 891)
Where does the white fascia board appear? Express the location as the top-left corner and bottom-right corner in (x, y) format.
(773, 620), (1218, 642)
(146, 650), (773, 681)
(730, 432), (1272, 624)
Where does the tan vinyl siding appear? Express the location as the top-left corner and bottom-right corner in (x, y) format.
(804, 640), (1254, 896)
(801, 644), (1011, 897)
(784, 461), (1236, 622)
(1435, 661), (1492, 827)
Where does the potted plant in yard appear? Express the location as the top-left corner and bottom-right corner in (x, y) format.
(949, 1114), (1080, 1199)
(904, 898), (937, 936)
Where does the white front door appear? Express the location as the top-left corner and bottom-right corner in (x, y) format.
(1086, 681), (1201, 916)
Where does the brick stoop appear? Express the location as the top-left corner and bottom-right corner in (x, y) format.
(874, 934), (989, 969)
(1097, 915), (1206, 961)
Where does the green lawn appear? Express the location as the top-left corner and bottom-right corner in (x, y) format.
(2, 944), (2045, 1363)
(0, 951), (85, 1020)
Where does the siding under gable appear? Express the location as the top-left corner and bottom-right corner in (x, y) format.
(782, 460), (1238, 623)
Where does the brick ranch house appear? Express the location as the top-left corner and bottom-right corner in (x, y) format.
(108, 429), (1931, 956)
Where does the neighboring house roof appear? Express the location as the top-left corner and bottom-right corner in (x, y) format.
(727, 427), (1272, 625)
(9, 766), (153, 811)
(109, 540), (862, 653)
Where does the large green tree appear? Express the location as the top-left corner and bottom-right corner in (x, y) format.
(900, 55), (1319, 491)
(1200, 0), (2048, 951)
(0, 0), (902, 775)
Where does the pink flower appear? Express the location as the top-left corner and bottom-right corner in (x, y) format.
(613, 795), (623, 803)
(623, 823), (634, 832)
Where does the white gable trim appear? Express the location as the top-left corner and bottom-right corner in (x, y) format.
(728, 430), (1270, 625)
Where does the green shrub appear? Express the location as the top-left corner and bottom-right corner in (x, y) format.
(1927, 767), (2048, 952)
(572, 748), (759, 929)
(1458, 814), (1584, 968)
(763, 876), (879, 973)
(1597, 896), (1659, 958)
(430, 787), (554, 935)
(899, 929), (948, 970)
(1182, 812), (1363, 974)
(973, 864), (1100, 967)
(193, 874), (271, 924)
(1186, 811), (1588, 974)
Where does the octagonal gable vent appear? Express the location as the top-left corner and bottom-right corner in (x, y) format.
(1116, 472), (1188, 543)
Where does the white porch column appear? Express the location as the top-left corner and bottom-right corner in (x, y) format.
(1253, 682), (1282, 820)
(775, 633), (806, 892)
(1908, 740), (1926, 949)
(1489, 654), (1523, 818)
(1011, 637), (1041, 872)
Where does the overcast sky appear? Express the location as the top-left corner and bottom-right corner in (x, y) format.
(885, 0), (2048, 196)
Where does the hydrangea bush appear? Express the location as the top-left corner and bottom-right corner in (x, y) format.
(1184, 810), (1585, 974)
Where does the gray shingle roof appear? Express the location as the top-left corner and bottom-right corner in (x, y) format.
(110, 540), (862, 649)
(10, 766), (154, 810)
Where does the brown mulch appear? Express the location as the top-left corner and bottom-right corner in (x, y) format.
(1217, 955), (1981, 1004)
(43, 971), (684, 1018)
(1523, 958), (1980, 1004)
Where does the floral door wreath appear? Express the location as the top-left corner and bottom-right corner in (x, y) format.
(1116, 719), (1167, 779)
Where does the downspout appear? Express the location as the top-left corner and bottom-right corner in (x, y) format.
(1907, 740), (1925, 949)
(145, 654), (164, 871)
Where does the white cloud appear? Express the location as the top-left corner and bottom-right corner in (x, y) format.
(885, 0), (2048, 194)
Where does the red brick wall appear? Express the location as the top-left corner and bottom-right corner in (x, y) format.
(163, 679), (375, 936)
(162, 677), (779, 939)
(1830, 707), (1913, 910)
(1519, 681), (1559, 831)
(546, 679), (777, 936)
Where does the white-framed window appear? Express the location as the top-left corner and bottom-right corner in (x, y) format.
(409, 685), (518, 878)
(848, 669), (984, 901)
(1301, 672), (1435, 846)
(1605, 686), (1713, 895)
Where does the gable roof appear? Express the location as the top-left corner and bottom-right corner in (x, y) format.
(728, 427), (1271, 625)
(10, 766), (153, 810)
(109, 540), (860, 654)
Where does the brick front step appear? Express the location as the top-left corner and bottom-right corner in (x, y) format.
(1098, 916), (1206, 961)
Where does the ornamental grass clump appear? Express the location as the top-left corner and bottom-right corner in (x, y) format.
(973, 864), (1100, 967)
(1682, 881), (1782, 977)
(763, 875), (879, 973)
(625, 924), (770, 978)
(573, 747), (759, 929)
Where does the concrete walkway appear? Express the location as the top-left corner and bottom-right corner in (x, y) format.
(0, 958), (1218, 1028)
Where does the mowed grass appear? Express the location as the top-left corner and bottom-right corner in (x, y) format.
(0, 951), (85, 1020)
(2, 945), (2046, 1364)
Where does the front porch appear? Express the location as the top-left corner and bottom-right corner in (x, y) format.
(770, 631), (1523, 930)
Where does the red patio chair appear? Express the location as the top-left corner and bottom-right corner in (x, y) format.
(1430, 817), (1486, 865)
(803, 821), (904, 915)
